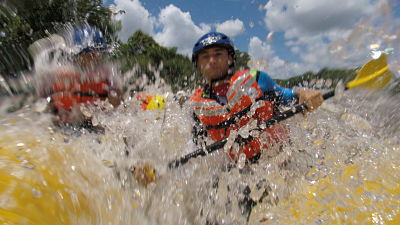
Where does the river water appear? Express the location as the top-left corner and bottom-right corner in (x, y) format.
(0, 79), (399, 224)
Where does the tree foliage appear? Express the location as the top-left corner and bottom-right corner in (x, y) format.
(233, 50), (251, 72)
(114, 30), (202, 93)
(275, 68), (357, 89)
(0, 0), (117, 77)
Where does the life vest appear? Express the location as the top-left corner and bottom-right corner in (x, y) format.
(136, 94), (166, 110)
(50, 69), (111, 111)
(190, 70), (288, 160)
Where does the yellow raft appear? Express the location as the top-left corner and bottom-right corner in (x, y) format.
(0, 127), (124, 225)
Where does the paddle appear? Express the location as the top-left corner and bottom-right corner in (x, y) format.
(168, 55), (393, 169)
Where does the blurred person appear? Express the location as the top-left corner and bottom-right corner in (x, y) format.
(37, 25), (122, 127)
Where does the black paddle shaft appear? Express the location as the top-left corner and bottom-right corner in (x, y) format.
(168, 90), (336, 169)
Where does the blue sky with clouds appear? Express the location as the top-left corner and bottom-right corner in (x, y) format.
(104, 0), (400, 79)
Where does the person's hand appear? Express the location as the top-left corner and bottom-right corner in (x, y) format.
(296, 88), (323, 112)
(132, 163), (157, 187)
(108, 89), (122, 108)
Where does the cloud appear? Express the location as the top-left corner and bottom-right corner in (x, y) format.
(264, 0), (378, 38)
(114, 2), (212, 56)
(248, 36), (274, 59)
(248, 37), (312, 78)
(113, 0), (155, 42)
(247, 32), (374, 79)
(153, 4), (211, 56)
(267, 57), (310, 79)
(291, 46), (300, 54)
(215, 19), (246, 38)
(254, 0), (389, 78)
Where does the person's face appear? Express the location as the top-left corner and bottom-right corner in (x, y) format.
(197, 47), (233, 83)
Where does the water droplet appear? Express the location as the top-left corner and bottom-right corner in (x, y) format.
(102, 160), (115, 168)
(34, 98), (49, 113)
(334, 80), (345, 100)
(224, 131), (237, 152)
(81, 107), (92, 117)
(369, 44), (380, 49)
(109, 90), (117, 97)
(92, 116), (99, 126)
(21, 161), (36, 170)
(267, 32), (274, 41)
(237, 153), (246, 169)
(32, 188), (42, 198)
(249, 21), (254, 28)
(383, 48), (394, 54)
(371, 50), (382, 59)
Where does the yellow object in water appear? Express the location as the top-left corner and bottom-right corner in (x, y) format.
(0, 140), (88, 225)
(146, 95), (166, 110)
(0, 133), (123, 225)
(347, 54), (393, 90)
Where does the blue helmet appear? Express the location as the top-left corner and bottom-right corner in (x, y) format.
(73, 26), (107, 54)
(192, 32), (235, 65)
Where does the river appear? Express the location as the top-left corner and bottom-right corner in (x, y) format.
(0, 82), (399, 224)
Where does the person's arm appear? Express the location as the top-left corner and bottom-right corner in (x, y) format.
(257, 71), (296, 106)
(257, 71), (323, 111)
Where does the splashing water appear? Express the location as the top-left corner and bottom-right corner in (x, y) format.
(1, 74), (399, 225)
(248, 90), (400, 224)
(1, 2), (400, 225)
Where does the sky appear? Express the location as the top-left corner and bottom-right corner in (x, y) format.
(104, 0), (400, 79)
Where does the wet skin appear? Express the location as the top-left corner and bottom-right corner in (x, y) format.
(197, 47), (233, 84)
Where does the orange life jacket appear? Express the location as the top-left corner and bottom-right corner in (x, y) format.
(50, 70), (110, 111)
(136, 93), (154, 111)
(190, 70), (288, 160)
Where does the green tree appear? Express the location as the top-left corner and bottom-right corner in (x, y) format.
(114, 30), (201, 93)
(233, 50), (250, 71)
(1, 3), (33, 77)
(276, 68), (357, 88)
(0, 0), (117, 78)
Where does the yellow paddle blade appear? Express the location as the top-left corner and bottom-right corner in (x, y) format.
(347, 54), (393, 90)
